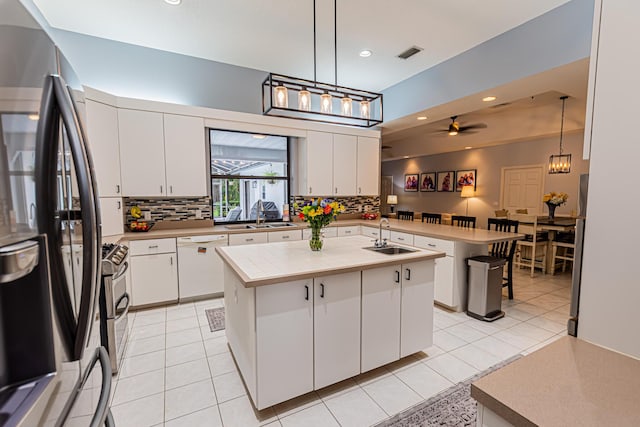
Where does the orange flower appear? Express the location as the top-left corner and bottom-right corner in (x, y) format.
(298, 212), (305, 219)
(324, 205), (332, 214)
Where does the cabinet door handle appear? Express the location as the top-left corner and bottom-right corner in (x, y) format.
(170, 185), (173, 194)
(116, 184), (120, 194)
(160, 185), (163, 194)
(148, 245), (159, 249)
(305, 285), (309, 301)
(170, 256), (173, 266)
(359, 187), (362, 194)
(309, 186), (312, 193)
(405, 268), (411, 281)
(320, 283), (325, 298)
(394, 270), (400, 283)
(335, 187), (338, 194)
(117, 201), (121, 210)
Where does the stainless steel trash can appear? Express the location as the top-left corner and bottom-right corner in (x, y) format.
(467, 256), (506, 322)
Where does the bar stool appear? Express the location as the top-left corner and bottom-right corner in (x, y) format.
(551, 232), (575, 274)
(421, 213), (442, 224)
(397, 211), (414, 220)
(487, 218), (519, 299)
(451, 215), (476, 228)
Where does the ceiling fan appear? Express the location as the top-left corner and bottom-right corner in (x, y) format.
(438, 116), (487, 136)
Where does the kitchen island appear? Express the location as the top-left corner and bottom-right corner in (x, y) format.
(217, 235), (445, 410)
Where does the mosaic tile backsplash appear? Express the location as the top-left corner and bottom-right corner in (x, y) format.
(124, 197), (212, 224)
(290, 195), (380, 215)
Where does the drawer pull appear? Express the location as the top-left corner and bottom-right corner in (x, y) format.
(397, 237), (404, 241)
(245, 238), (254, 242)
(148, 245), (159, 249)
(427, 243), (436, 247)
(345, 230), (351, 234)
(282, 235), (290, 239)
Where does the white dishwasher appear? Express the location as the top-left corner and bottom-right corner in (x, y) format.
(177, 234), (228, 301)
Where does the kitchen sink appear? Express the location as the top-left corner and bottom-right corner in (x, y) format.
(226, 223), (297, 230)
(363, 246), (417, 255)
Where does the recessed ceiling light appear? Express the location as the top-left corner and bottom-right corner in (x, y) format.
(482, 96), (497, 102)
(416, 116), (427, 121)
(253, 134), (266, 139)
(403, 156), (410, 159)
(27, 114), (39, 121)
(164, 0), (181, 5)
(359, 50), (372, 58)
(465, 146), (472, 150)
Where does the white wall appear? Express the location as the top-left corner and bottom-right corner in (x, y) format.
(577, 0), (640, 359)
(381, 132), (589, 228)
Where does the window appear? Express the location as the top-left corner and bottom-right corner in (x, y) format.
(209, 129), (289, 223)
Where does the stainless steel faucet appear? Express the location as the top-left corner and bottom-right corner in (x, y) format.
(375, 218), (389, 248)
(256, 199), (265, 225)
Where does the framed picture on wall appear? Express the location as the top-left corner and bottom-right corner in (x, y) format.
(420, 172), (436, 192)
(404, 174), (419, 192)
(456, 169), (477, 191)
(436, 171), (455, 192)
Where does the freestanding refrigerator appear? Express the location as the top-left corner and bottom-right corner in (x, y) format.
(0, 0), (113, 425)
(568, 173), (589, 336)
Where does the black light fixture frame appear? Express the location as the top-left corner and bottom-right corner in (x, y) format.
(548, 96), (571, 174)
(261, 0), (383, 128)
(262, 73), (383, 127)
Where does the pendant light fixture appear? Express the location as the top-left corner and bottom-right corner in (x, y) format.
(548, 96), (571, 174)
(262, 0), (382, 127)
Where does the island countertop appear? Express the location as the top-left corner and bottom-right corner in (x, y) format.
(217, 235), (445, 287)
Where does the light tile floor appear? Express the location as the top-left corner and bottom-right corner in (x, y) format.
(109, 269), (571, 427)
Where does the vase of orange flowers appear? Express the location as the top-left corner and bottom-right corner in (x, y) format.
(542, 192), (568, 219)
(296, 198), (345, 251)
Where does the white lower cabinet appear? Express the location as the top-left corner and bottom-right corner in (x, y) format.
(302, 227), (338, 239)
(433, 256), (455, 307)
(400, 261), (435, 357)
(337, 225), (360, 237)
(267, 230), (302, 243)
(129, 238), (178, 307)
(361, 265), (402, 372)
(313, 272), (361, 389)
(256, 279), (314, 409)
(228, 232), (268, 246)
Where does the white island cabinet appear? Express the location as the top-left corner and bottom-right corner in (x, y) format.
(218, 236), (443, 410)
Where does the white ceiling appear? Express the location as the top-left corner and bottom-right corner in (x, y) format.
(31, 0), (570, 92)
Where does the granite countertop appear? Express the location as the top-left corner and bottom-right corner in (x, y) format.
(216, 235), (445, 287)
(117, 218), (522, 245)
(471, 336), (640, 427)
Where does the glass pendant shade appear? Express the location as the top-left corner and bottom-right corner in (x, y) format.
(548, 154), (572, 174)
(320, 93), (332, 114)
(360, 100), (370, 119)
(274, 85), (288, 108)
(341, 96), (353, 116)
(298, 90), (311, 111)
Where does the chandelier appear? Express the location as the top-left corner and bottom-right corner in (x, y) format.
(548, 96), (571, 174)
(262, 0), (382, 128)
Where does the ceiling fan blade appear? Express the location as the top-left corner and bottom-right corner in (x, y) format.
(459, 123), (487, 132)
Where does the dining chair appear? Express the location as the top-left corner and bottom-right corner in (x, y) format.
(551, 231), (576, 274)
(511, 214), (548, 277)
(421, 213), (442, 224)
(397, 211), (414, 220)
(487, 218), (519, 300)
(451, 215), (476, 228)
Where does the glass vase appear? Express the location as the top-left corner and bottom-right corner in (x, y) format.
(547, 203), (556, 219)
(309, 226), (323, 251)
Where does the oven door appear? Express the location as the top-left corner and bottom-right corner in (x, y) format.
(103, 263), (129, 373)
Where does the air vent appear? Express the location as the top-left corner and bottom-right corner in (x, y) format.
(397, 46), (423, 60)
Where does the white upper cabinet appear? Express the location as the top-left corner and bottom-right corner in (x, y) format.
(119, 109), (208, 197)
(356, 136), (380, 196)
(84, 100), (122, 197)
(163, 114), (208, 197)
(118, 109), (166, 197)
(100, 197), (123, 237)
(332, 134), (357, 196)
(299, 131), (333, 196)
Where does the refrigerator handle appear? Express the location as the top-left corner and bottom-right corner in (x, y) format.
(35, 74), (100, 361)
(82, 347), (113, 427)
(568, 218), (585, 336)
(54, 75), (101, 361)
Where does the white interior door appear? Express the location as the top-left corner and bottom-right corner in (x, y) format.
(500, 165), (544, 214)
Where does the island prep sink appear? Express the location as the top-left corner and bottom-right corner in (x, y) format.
(363, 246), (417, 255)
(225, 223), (297, 230)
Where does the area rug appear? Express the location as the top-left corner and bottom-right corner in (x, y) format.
(205, 307), (225, 332)
(374, 355), (522, 427)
